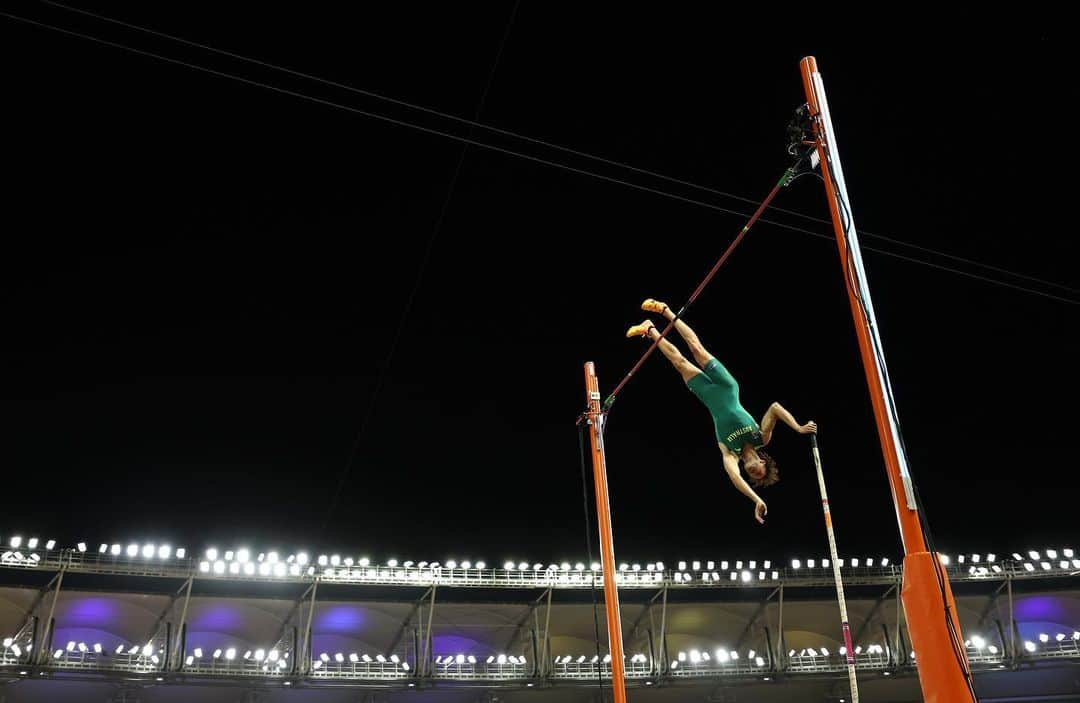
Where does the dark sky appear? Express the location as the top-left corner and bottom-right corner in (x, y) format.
(2, 5), (1075, 569)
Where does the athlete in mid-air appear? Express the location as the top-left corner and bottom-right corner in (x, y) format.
(627, 299), (817, 524)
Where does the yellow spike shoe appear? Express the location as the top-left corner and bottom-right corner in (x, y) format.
(641, 298), (669, 314)
(625, 320), (656, 338)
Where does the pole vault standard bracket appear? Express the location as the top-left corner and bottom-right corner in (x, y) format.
(584, 362), (628, 703)
(800, 56), (973, 703)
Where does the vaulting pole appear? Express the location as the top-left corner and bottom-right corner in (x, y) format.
(799, 56), (973, 703)
(809, 433), (859, 702)
(584, 362), (628, 703)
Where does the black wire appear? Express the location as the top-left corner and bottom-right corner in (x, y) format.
(821, 138), (979, 701)
(317, 0), (520, 541)
(578, 418), (606, 701)
(6, 11), (1076, 307)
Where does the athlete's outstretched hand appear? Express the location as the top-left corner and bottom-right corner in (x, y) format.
(798, 421), (818, 434)
(754, 499), (768, 525)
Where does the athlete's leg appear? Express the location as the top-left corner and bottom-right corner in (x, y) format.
(626, 319), (701, 383)
(642, 299), (714, 368)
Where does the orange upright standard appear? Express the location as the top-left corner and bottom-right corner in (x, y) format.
(799, 56), (975, 703)
(583, 362), (628, 703)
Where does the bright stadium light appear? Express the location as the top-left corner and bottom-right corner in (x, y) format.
(53, 649), (63, 659)
(9, 537), (21, 549)
(1039, 633), (1049, 643)
(497, 654), (507, 664)
(476, 561), (486, 569)
(792, 559), (801, 569)
(1024, 641), (1036, 652)
(881, 558), (889, 567)
(1056, 633), (1066, 642)
(93, 643), (102, 653)
(520, 562), (530, 570)
(972, 636), (985, 649)
(46, 540), (57, 550)
(77, 543), (87, 553)
(1029, 551), (1040, 560)
(225, 648), (236, 661)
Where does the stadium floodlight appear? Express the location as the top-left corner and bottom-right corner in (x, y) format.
(143, 644), (154, 657)
(1039, 633), (1049, 643)
(591, 562), (601, 571)
(313, 661), (323, 670)
(807, 648), (817, 657)
(46, 540), (56, 550)
(755, 656), (765, 666)
(881, 558), (889, 567)
(603, 654), (611, 663)
(1056, 633), (1065, 642)
(677, 652), (687, 662)
(116, 645), (125, 655)
(10, 645), (20, 657)
(65, 641), (75, 652)
(140, 544), (153, 558)
(1062, 561), (1071, 570)
(1047, 549), (1058, 559)
(467, 655), (476, 664)
(520, 562), (531, 570)
(52, 649), (63, 659)
(476, 561), (486, 569)
(225, 648), (236, 661)
(690, 650), (701, 663)
(9, 537), (21, 549)
(211, 649), (222, 660)
(254, 649), (265, 661)
(2, 638), (11, 648)
(854, 646), (863, 654)
(972, 636), (985, 649)
(938, 555), (950, 565)
(678, 561), (687, 571)
(808, 559), (816, 568)
(1041, 562), (1052, 571)
(1029, 551), (1040, 560)
(1024, 563), (1035, 572)
(93, 643), (102, 654)
(792, 559), (801, 569)
(820, 648), (829, 656)
(76, 543), (87, 553)
(692, 561), (701, 571)
(741, 571), (751, 582)
(445, 560), (457, 569)
(330, 555), (340, 566)
(988, 645), (999, 654)
(504, 561), (515, 570)
(455, 654), (465, 664)
(1073, 632), (1080, 640)
(401, 661), (410, 671)
(1024, 641), (1036, 652)
(348, 653), (358, 663)
(376, 655), (386, 663)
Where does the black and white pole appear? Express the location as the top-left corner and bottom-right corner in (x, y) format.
(810, 433), (859, 702)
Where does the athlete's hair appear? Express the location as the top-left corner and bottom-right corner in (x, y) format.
(748, 450), (779, 489)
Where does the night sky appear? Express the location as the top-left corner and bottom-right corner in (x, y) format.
(2, 5), (1075, 570)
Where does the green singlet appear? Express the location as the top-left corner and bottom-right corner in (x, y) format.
(686, 358), (764, 453)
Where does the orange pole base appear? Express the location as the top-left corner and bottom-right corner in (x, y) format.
(901, 552), (974, 703)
